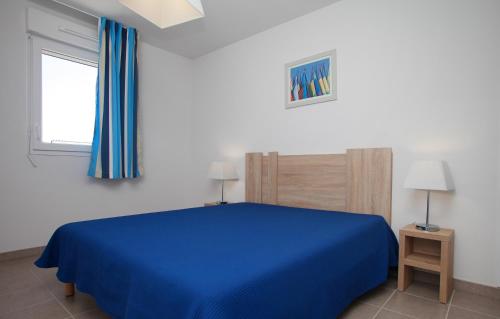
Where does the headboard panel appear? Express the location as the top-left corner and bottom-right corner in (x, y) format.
(245, 148), (392, 224)
(277, 154), (347, 211)
(245, 152), (263, 203)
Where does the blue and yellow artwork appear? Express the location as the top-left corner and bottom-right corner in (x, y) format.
(285, 50), (337, 108)
(290, 57), (330, 101)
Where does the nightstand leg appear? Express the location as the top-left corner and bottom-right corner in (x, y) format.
(439, 240), (453, 303)
(398, 264), (413, 291)
(398, 233), (413, 291)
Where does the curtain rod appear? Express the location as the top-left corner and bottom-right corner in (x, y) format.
(50, 0), (138, 32)
(51, 0), (99, 19)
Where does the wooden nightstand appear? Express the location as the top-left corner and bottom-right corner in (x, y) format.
(398, 224), (454, 304)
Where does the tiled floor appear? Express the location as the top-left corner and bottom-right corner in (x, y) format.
(1, 256), (499, 319)
(339, 279), (500, 319)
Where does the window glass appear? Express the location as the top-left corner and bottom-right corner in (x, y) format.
(41, 52), (97, 146)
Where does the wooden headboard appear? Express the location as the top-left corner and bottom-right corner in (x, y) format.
(245, 148), (393, 224)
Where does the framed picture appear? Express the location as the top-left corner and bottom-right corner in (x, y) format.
(285, 50), (337, 109)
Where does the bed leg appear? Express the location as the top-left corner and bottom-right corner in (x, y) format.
(64, 283), (75, 297)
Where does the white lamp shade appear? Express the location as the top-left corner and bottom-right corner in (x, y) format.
(208, 162), (238, 181)
(119, 0), (205, 29)
(404, 160), (454, 191)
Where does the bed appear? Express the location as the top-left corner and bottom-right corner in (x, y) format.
(36, 148), (398, 319)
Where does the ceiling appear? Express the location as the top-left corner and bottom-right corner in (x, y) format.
(50, 0), (342, 58)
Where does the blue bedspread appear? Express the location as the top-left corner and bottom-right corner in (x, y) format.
(36, 203), (398, 319)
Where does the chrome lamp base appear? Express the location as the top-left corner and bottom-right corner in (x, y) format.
(415, 190), (441, 232)
(415, 223), (440, 232)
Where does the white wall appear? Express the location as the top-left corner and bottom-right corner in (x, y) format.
(0, 0), (196, 252)
(191, 0), (500, 287)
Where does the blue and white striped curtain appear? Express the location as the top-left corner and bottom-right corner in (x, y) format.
(88, 17), (142, 179)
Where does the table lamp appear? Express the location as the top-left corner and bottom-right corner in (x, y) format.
(404, 160), (454, 232)
(208, 161), (238, 204)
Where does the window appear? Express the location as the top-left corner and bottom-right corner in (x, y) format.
(30, 36), (98, 154)
(41, 52), (96, 146)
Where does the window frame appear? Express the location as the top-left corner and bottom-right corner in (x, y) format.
(29, 35), (98, 155)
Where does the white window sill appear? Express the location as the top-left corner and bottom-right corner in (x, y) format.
(30, 149), (90, 157)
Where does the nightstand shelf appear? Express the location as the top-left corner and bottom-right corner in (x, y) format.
(404, 252), (441, 271)
(398, 224), (454, 304)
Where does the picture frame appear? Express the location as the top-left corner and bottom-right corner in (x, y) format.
(285, 50), (337, 109)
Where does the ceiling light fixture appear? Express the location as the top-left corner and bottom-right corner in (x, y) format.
(119, 0), (205, 29)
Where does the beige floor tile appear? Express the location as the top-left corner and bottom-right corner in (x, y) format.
(0, 287), (53, 316)
(375, 309), (415, 319)
(31, 266), (57, 284)
(384, 292), (447, 319)
(358, 286), (395, 306)
(0, 258), (36, 277)
(452, 291), (500, 317)
(54, 292), (98, 316)
(454, 281), (500, 301)
(44, 277), (73, 296)
(403, 282), (440, 302)
(0, 299), (70, 319)
(34, 268), (93, 315)
(339, 302), (379, 318)
(447, 306), (499, 319)
(33, 271), (62, 293)
(74, 308), (112, 319)
(0, 271), (42, 296)
(382, 277), (398, 290)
